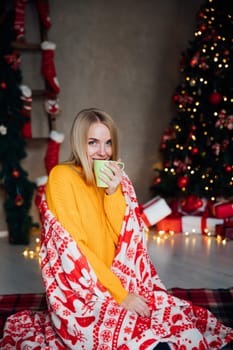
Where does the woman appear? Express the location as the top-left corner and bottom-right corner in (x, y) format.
(46, 108), (151, 318)
(1, 108), (233, 350)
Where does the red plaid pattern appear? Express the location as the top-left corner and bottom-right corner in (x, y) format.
(1, 288), (232, 339)
(0, 293), (47, 338)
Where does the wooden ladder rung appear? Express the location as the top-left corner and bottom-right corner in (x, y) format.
(11, 41), (41, 51)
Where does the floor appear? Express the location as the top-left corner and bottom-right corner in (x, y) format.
(0, 230), (232, 294)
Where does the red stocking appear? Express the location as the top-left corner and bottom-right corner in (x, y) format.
(41, 41), (60, 94)
(35, 176), (48, 208)
(20, 85), (32, 138)
(14, 0), (27, 40)
(44, 130), (64, 174)
(35, 0), (51, 30)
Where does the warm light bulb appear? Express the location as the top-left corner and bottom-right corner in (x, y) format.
(23, 249), (28, 257)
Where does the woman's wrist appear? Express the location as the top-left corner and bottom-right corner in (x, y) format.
(105, 188), (116, 195)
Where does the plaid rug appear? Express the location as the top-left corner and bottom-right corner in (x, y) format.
(0, 288), (232, 339)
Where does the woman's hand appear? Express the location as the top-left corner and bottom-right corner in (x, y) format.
(121, 293), (150, 317)
(100, 161), (124, 195)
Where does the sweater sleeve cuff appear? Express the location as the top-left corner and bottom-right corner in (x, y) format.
(113, 289), (128, 304)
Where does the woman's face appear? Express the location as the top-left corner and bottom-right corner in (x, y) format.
(87, 122), (113, 168)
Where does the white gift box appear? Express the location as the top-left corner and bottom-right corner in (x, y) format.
(181, 216), (224, 235)
(141, 196), (172, 227)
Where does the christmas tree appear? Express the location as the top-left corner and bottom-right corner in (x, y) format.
(0, 4), (35, 244)
(151, 0), (233, 204)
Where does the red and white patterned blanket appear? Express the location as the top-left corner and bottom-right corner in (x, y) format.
(1, 175), (233, 349)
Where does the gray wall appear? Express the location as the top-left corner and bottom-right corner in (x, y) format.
(0, 0), (203, 230)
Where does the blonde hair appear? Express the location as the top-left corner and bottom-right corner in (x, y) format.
(67, 108), (119, 184)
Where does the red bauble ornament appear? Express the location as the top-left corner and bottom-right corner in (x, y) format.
(200, 24), (207, 32)
(181, 195), (204, 214)
(177, 175), (188, 188)
(209, 91), (222, 105)
(1, 82), (7, 89)
(225, 165), (232, 173)
(163, 161), (170, 168)
(190, 52), (200, 67)
(172, 94), (179, 103)
(153, 177), (161, 185)
(191, 147), (199, 155)
(160, 143), (167, 150)
(223, 50), (230, 56)
(197, 11), (205, 19)
(15, 194), (24, 206)
(12, 169), (20, 178)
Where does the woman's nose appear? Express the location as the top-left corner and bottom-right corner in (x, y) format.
(98, 143), (107, 156)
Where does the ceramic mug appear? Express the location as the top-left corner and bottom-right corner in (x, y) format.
(94, 160), (124, 187)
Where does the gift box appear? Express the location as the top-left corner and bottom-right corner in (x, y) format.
(141, 196), (172, 227)
(213, 202), (233, 219)
(224, 226), (233, 240)
(156, 215), (223, 235)
(181, 216), (224, 235)
(156, 214), (182, 233)
(216, 221), (233, 240)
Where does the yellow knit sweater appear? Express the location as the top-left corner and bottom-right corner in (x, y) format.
(45, 164), (128, 303)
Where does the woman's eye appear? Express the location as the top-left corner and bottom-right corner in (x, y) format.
(106, 140), (112, 146)
(88, 140), (97, 145)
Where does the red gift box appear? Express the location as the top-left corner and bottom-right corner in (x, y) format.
(216, 221), (233, 240)
(213, 202), (233, 219)
(224, 226), (233, 240)
(156, 215), (223, 235)
(156, 214), (182, 233)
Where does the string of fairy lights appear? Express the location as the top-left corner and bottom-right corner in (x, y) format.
(22, 227), (229, 261)
(23, 237), (41, 260)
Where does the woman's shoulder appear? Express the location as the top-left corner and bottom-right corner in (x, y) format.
(49, 164), (83, 180)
